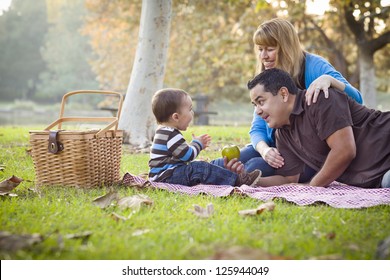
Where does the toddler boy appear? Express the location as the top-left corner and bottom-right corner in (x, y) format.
(148, 88), (261, 186)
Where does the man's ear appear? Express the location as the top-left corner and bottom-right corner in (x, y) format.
(279, 87), (290, 102)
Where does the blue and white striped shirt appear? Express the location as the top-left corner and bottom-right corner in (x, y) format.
(148, 127), (203, 181)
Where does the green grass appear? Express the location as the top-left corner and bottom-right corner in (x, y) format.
(0, 126), (389, 260)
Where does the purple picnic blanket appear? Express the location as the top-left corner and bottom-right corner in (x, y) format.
(122, 173), (390, 209)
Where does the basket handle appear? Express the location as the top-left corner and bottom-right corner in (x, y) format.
(44, 90), (124, 136)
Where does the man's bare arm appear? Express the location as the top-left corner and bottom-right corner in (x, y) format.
(309, 126), (356, 187)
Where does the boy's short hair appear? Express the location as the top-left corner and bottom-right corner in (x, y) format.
(247, 68), (298, 95)
(152, 88), (189, 123)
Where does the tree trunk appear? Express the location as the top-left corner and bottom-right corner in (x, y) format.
(359, 50), (376, 108)
(343, 2), (390, 109)
(118, 0), (172, 147)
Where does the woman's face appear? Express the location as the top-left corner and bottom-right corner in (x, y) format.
(258, 45), (277, 69)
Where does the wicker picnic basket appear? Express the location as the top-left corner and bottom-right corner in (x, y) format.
(29, 90), (124, 188)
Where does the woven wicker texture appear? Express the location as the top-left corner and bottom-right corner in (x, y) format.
(122, 173), (390, 209)
(29, 90), (123, 188)
(30, 130), (122, 188)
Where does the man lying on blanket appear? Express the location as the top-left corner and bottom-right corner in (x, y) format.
(245, 68), (390, 188)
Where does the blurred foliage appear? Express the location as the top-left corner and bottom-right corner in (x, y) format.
(83, 0), (389, 102)
(83, 0), (276, 102)
(0, 0), (388, 104)
(0, 0), (48, 101)
(36, 0), (98, 102)
(163, 0), (274, 102)
(83, 0), (141, 92)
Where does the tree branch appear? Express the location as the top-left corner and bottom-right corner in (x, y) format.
(359, 6), (390, 23)
(307, 18), (348, 75)
(365, 30), (390, 55)
(344, 2), (365, 43)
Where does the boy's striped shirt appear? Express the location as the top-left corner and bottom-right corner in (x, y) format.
(148, 127), (203, 181)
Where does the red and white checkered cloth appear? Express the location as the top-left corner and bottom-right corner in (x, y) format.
(122, 173), (390, 209)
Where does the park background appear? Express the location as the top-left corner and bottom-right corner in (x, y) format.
(1, 0), (390, 262)
(0, 0), (389, 127)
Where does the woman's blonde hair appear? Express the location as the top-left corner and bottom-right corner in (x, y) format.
(253, 18), (305, 88)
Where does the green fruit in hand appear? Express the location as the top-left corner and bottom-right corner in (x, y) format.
(221, 145), (240, 161)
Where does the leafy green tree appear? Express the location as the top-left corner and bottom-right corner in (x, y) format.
(84, 0), (275, 102)
(83, 0), (142, 93)
(36, 0), (98, 102)
(83, 0), (389, 109)
(163, 0), (273, 102)
(0, 0), (48, 101)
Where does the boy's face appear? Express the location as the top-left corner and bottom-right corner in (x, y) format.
(250, 84), (290, 128)
(175, 95), (194, 131)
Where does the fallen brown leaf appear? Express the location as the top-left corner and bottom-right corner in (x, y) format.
(117, 194), (153, 211)
(0, 231), (44, 252)
(313, 229), (336, 240)
(123, 180), (152, 191)
(376, 236), (390, 259)
(238, 201), (275, 216)
(92, 190), (119, 208)
(188, 203), (214, 218)
(326, 232), (336, 240)
(0, 175), (23, 195)
(0, 175), (23, 190)
(65, 231), (93, 245)
(111, 212), (130, 221)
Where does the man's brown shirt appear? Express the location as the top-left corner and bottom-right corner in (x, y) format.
(275, 89), (390, 188)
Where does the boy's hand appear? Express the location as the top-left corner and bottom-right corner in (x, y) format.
(193, 133), (211, 149)
(223, 157), (245, 174)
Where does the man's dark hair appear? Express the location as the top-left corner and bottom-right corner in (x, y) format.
(247, 68), (298, 95)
